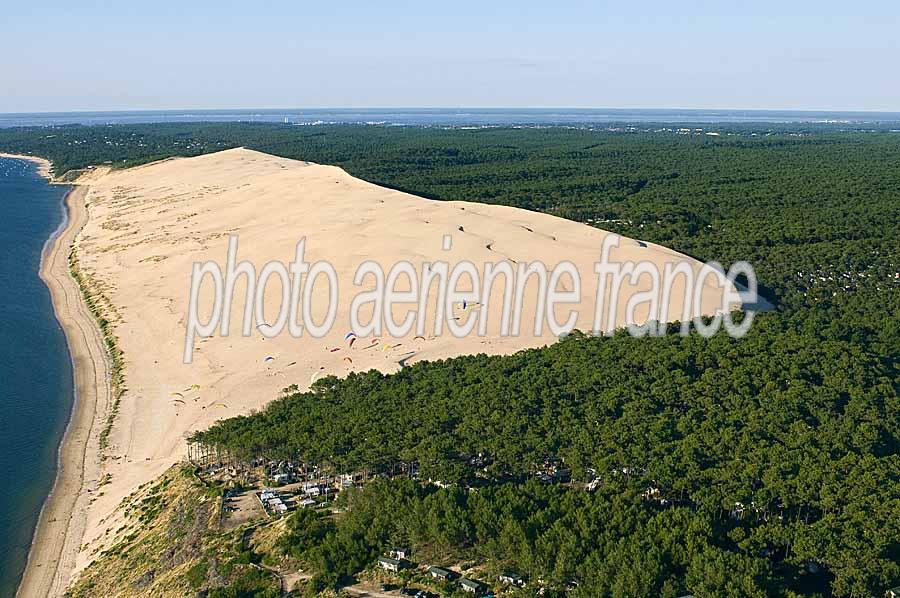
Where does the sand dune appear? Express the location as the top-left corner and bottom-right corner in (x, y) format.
(56, 148), (738, 579)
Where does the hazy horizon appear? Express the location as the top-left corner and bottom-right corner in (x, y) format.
(3, 0), (899, 113)
(4, 106), (900, 116)
(5, 106), (900, 129)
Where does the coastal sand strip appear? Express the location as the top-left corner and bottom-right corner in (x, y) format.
(17, 187), (110, 598)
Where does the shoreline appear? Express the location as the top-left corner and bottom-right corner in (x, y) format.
(0, 153), (53, 180)
(17, 184), (109, 597)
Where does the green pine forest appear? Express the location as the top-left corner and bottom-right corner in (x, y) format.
(2, 123), (898, 596)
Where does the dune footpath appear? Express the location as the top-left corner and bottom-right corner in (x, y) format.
(19, 148), (739, 593)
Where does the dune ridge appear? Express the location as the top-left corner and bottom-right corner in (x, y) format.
(23, 148), (737, 591)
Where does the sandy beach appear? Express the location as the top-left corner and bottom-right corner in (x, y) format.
(18, 186), (111, 597)
(17, 148), (738, 594)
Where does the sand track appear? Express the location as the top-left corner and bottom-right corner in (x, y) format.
(19, 187), (111, 598)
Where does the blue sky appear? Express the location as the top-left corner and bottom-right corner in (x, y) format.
(2, 0), (898, 112)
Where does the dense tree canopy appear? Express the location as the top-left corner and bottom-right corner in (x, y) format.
(195, 317), (899, 596)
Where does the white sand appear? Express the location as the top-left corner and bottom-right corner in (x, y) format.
(32, 148), (736, 585)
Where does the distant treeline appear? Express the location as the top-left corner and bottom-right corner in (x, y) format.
(1, 123), (897, 313)
(3, 124), (898, 595)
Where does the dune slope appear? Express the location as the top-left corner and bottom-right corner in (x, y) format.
(66, 147), (736, 575)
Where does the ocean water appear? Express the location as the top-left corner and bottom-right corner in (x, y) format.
(0, 158), (73, 597)
(1, 107), (900, 128)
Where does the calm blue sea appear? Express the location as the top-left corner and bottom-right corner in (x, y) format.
(0, 158), (73, 597)
(1, 107), (900, 128)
